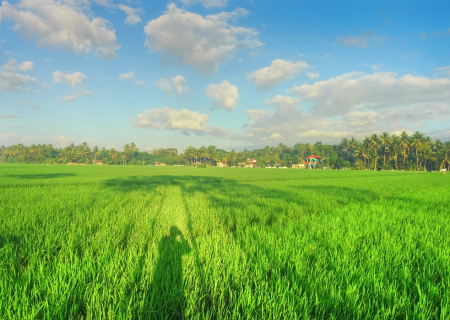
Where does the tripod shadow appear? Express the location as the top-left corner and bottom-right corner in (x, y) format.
(151, 226), (191, 319)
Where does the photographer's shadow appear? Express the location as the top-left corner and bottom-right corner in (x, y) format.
(150, 226), (191, 319)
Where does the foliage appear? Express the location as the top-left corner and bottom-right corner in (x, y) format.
(1, 131), (450, 171)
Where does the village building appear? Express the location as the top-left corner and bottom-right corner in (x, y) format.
(94, 159), (103, 165)
(305, 155), (321, 169)
(155, 162), (165, 166)
(292, 163), (305, 169)
(216, 161), (227, 167)
(242, 158), (257, 168)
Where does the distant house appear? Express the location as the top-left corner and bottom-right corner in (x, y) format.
(155, 162), (165, 166)
(94, 159), (103, 165)
(216, 161), (226, 167)
(238, 158), (257, 168)
(305, 155), (321, 169)
(292, 163), (305, 169)
(265, 161), (287, 169)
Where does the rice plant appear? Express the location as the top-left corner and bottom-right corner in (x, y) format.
(0, 164), (449, 319)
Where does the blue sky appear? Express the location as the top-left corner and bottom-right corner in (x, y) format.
(1, 0), (450, 151)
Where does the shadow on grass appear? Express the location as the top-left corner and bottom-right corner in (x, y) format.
(5, 173), (77, 179)
(150, 226), (190, 318)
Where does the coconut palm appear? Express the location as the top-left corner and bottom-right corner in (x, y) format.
(400, 131), (410, 169)
(411, 131), (426, 171)
(379, 132), (391, 167)
(369, 134), (381, 170)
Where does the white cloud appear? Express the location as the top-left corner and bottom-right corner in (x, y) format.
(118, 4), (141, 25)
(135, 80), (147, 87)
(291, 72), (450, 117)
(132, 107), (209, 132)
(172, 75), (188, 95)
(269, 132), (283, 139)
(63, 90), (93, 102)
(297, 130), (351, 138)
(371, 64), (383, 71)
(53, 71), (87, 87)
(245, 109), (266, 119)
(323, 53), (331, 58)
(2, 58), (18, 71)
(155, 75), (189, 95)
(119, 72), (135, 80)
(0, 71), (42, 93)
(52, 135), (72, 147)
(155, 78), (173, 94)
(0, 0), (120, 59)
(307, 72), (319, 79)
(205, 80), (238, 111)
(379, 103), (450, 124)
(17, 61), (34, 71)
(335, 31), (387, 48)
(132, 107), (238, 139)
(143, 4), (262, 75)
(248, 59), (309, 90)
(341, 111), (380, 127)
(434, 66), (450, 77)
(180, 0), (229, 8)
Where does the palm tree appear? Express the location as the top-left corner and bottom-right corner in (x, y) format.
(109, 148), (118, 164)
(369, 134), (381, 170)
(229, 149), (237, 165)
(411, 131), (426, 171)
(354, 144), (370, 168)
(339, 138), (349, 160)
(421, 147), (436, 171)
(400, 131), (410, 170)
(379, 132), (391, 167)
(130, 142), (138, 162)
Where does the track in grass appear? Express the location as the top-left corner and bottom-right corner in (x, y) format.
(1, 164), (449, 319)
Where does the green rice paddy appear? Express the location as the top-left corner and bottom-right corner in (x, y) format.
(0, 164), (449, 319)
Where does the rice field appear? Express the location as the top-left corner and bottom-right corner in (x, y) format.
(0, 164), (449, 319)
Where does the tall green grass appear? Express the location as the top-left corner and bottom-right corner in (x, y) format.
(0, 164), (449, 319)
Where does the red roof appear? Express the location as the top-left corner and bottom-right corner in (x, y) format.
(307, 155), (322, 160)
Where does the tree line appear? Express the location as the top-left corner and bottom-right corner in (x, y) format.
(1, 131), (450, 171)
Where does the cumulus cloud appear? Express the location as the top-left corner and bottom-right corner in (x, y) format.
(291, 72), (450, 117)
(53, 71), (87, 87)
(246, 109), (266, 119)
(63, 90), (93, 102)
(156, 75), (189, 95)
(172, 75), (188, 95)
(297, 130), (351, 138)
(205, 80), (238, 111)
(0, 0), (120, 59)
(17, 61), (34, 71)
(341, 111), (380, 128)
(335, 31), (388, 48)
(118, 4), (142, 25)
(0, 71), (42, 93)
(52, 135), (72, 147)
(135, 80), (147, 87)
(132, 107), (208, 132)
(155, 78), (172, 94)
(143, 4), (262, 75)
(119, 72), (135, 80)
(132, 106), (237, 139)
(379, 103), (450, 125)
(180, 0), (229, 8)
(307, 72), (319, 79)
(249, 59), (309, 90)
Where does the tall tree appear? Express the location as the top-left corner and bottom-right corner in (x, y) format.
(369, 134), (381, 170)
(411, 131), (425, 171)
